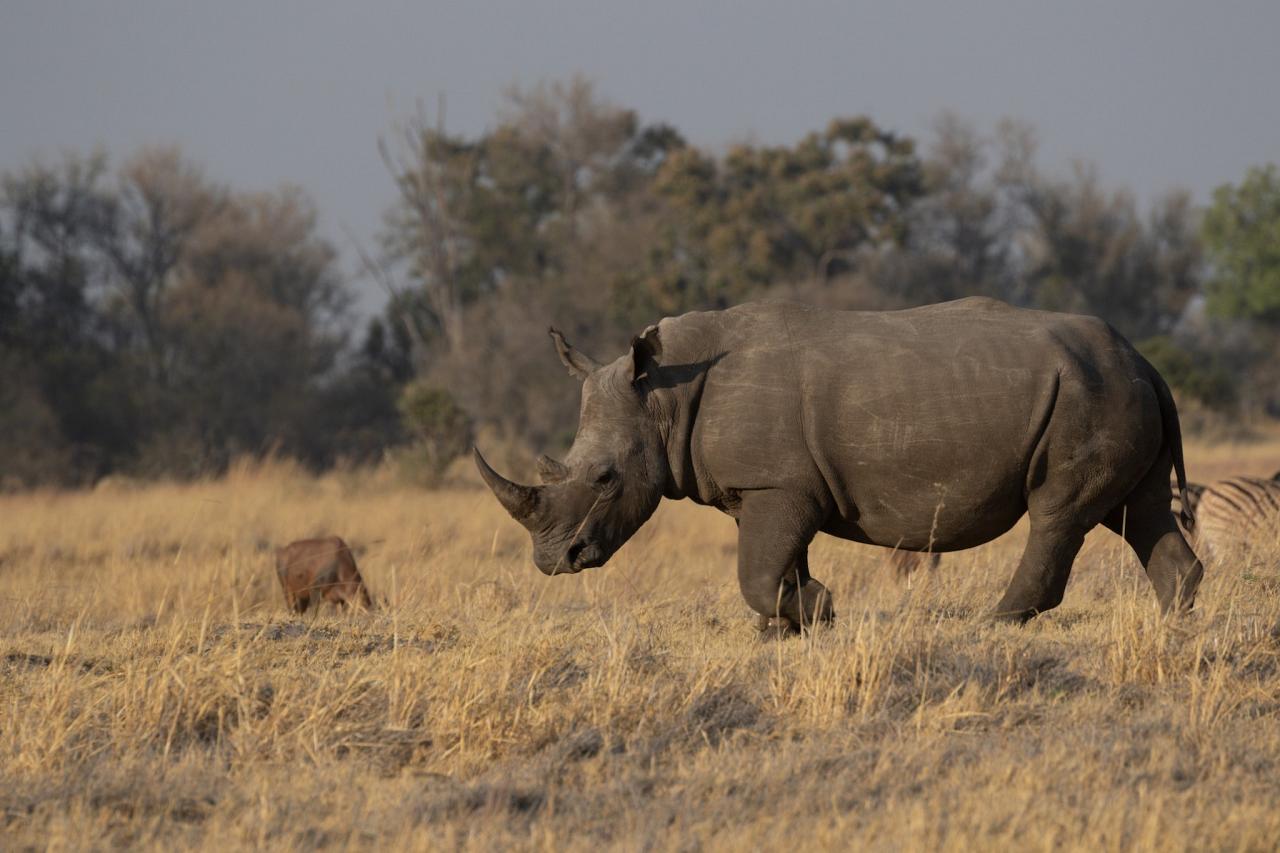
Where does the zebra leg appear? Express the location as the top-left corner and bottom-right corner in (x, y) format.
(1104, 453), (1204, 612)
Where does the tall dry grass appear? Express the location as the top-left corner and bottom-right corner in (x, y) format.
(2, 441), (1279, 850)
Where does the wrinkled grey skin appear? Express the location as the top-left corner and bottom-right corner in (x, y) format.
(476, 298), (1203, 629)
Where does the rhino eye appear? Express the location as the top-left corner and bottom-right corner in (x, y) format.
(595, 469), (617, 487)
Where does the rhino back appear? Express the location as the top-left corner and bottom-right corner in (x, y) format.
(655, 298), (1152, 549)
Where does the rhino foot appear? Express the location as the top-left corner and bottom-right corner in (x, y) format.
(988, 607), (1037, 626)
(754, 611), (837, 639)
(755, 614), (801, 640)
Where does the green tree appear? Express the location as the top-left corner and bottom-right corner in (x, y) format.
(649, 117), (924, 310)
(0, 152), (135, 484)
(1138, 335), (1235, 410)
(146, 186), (352, 474)
(962, 121), (1203, 342)
(396, 381), (472, 485)
(1, 146), (392, 483)
(379, 77), (674, 358)
(1202, 164), (1280, 324)
(379, 78), (681, 447)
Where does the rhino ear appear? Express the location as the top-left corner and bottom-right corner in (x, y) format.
(549, 327), (601, 381)
(626, 324), (662, 383)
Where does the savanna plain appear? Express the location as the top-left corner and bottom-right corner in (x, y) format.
(3, 440), (1280, 851)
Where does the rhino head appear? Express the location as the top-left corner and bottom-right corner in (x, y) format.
(474, 325), (667, 575)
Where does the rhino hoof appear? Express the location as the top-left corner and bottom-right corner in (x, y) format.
(989, 608), (1035, 626)
(755, 614), (802, 640)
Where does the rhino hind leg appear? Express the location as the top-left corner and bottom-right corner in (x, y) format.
(993, 460), (1136, 623)
(992, 522), (1088, 623)
(1102, 451), (1203, 613)
(736, 492), (834, 632)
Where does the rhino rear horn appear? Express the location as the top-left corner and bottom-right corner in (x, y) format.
(474, 449), (540, 522)
(536, 455), (569, 484)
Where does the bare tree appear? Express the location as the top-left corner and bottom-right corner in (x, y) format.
(378, 98), (467, 360)
(100, 147), (224, 382)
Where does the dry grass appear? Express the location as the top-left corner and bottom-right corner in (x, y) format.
(2, 441), (1280, 850)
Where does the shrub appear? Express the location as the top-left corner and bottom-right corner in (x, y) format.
(396, 382), (473, 486)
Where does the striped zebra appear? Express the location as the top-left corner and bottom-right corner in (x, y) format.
(1172, 480), (1207, 531)
(1180, 471), (1280, 562)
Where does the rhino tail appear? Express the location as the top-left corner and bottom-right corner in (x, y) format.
(1148, 361), (1192, 531)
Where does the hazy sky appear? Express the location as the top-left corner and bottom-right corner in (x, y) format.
(3, 1), (1278, 312)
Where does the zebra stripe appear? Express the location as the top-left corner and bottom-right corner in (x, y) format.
(1186, 476), (1280, 561)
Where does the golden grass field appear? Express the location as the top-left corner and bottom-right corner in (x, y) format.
(2, 439), (1280, 850)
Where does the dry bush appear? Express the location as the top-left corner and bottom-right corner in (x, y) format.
(2, 440), (1279, 849)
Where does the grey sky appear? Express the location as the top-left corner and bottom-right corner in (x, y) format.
(3, 1), (1278, 314)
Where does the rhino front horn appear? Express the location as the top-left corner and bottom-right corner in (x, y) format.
(474, 448), (540, 522)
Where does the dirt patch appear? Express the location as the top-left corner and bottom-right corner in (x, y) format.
(4, 651), (106, 674)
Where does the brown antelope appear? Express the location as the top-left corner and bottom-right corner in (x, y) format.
(275, 536), (374, 614)
(888, 549), (941, 578)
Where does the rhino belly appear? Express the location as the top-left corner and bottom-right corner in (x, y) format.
(820, 460), (1028, 551)
(809, 381), (1043, 551)
(800, 324), (1053, 551)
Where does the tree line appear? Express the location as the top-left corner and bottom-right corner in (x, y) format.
(3, 77), (1278, 488)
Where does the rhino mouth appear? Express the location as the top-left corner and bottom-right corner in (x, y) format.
(537, 540), (606, 575)
(565, 540), (606, 571)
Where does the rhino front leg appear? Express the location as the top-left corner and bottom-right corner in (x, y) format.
(736, 491), (834, 632)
